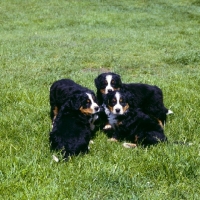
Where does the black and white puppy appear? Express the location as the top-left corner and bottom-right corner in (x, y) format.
(104, 91), (167, 147)
(95, 72), (172, 126)
(50, 102), (92, 159)
(49, 79), (100, 159)
(50, 79), (99, 124)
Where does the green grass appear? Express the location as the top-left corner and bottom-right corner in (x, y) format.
(0, 0), (200, 199)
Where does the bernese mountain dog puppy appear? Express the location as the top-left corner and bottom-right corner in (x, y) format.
(49, 79), (100, 159)
(104, 90), (167, 147)
(95, 72), (172, 126)
(50, 79), (99, 123)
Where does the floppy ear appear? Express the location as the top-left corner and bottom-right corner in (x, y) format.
(70, 93), (82, 110)
(103, 91), (115, 107)
(60, 100), (73, 114)
(102, 93), (109, 106)
(125, 91), (136, 107)
(113, 74), (123, 87)
(60, 94), (82, 113)
(94, 76), (100, 89)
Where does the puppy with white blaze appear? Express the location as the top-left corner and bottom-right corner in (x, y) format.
(104, 90), (167, 147)
(104, 91), (129, 128)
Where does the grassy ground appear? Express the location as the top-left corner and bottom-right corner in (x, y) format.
(0, 0), (200, 199)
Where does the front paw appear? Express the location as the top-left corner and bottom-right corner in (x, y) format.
(108, 137), (118, 142)
(103, 124), (112, 130)
(123, 143), (137, 148)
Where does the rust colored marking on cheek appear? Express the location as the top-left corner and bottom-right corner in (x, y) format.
(100, 89), (106, 94)
(108, 105), (114, 113)
(123, 104), (129, 112)
(114, 88), (120, 91)
(80, 107), (93, 115)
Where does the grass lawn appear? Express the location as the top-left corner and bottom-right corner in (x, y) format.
(0, 0), (200, 199)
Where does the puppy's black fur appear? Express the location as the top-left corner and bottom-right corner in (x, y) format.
(50, 79), (99, 122)
(104, 91), (167, 146)
(49, 79), (100, 159)
(49, 102), (91, 159)
(95, 72), (170, 125)
(117, 108), (167, 146)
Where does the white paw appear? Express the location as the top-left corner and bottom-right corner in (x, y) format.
(108, 138), (118, 142)
(123, 143), (137, 148)
(103, 124), (112, 130)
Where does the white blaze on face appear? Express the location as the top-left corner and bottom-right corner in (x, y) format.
(113, 92), (124, 114)
(86, 93), (99, 113)
(105, 75), (114, 94)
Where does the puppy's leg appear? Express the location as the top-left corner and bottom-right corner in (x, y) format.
(107, 131), (118, 142)
(52, 106), (58, 127)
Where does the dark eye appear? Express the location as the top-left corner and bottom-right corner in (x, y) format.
(112, 98), (116, 103)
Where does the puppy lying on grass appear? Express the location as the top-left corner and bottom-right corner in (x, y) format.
(103, 90), (167, 148)
(95, 72), (172, 127)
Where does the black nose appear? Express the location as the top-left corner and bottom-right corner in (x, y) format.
(108, 89), (113, 93)
(95, 106), (99, 112)
(115, 109), (120, 113)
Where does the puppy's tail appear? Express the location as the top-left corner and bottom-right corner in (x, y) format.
(167, 109), (173, 115)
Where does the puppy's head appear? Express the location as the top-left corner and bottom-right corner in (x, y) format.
(67, 91), (100, 115)
(94, 72), (122, 94)
(104, 91), (130, 115)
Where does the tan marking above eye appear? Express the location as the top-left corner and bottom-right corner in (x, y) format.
(120, 99), (123, 102)
(105, 80), (108, 84)
(87, 99), (91, 103)
(111, 80), (114, 84)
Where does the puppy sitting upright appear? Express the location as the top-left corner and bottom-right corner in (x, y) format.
(49, 79), (100, 159)
(104, 91), (167, 147)
(95, 72), (172, 126)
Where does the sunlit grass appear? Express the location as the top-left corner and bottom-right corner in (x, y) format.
(0, 0), (200, 199)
